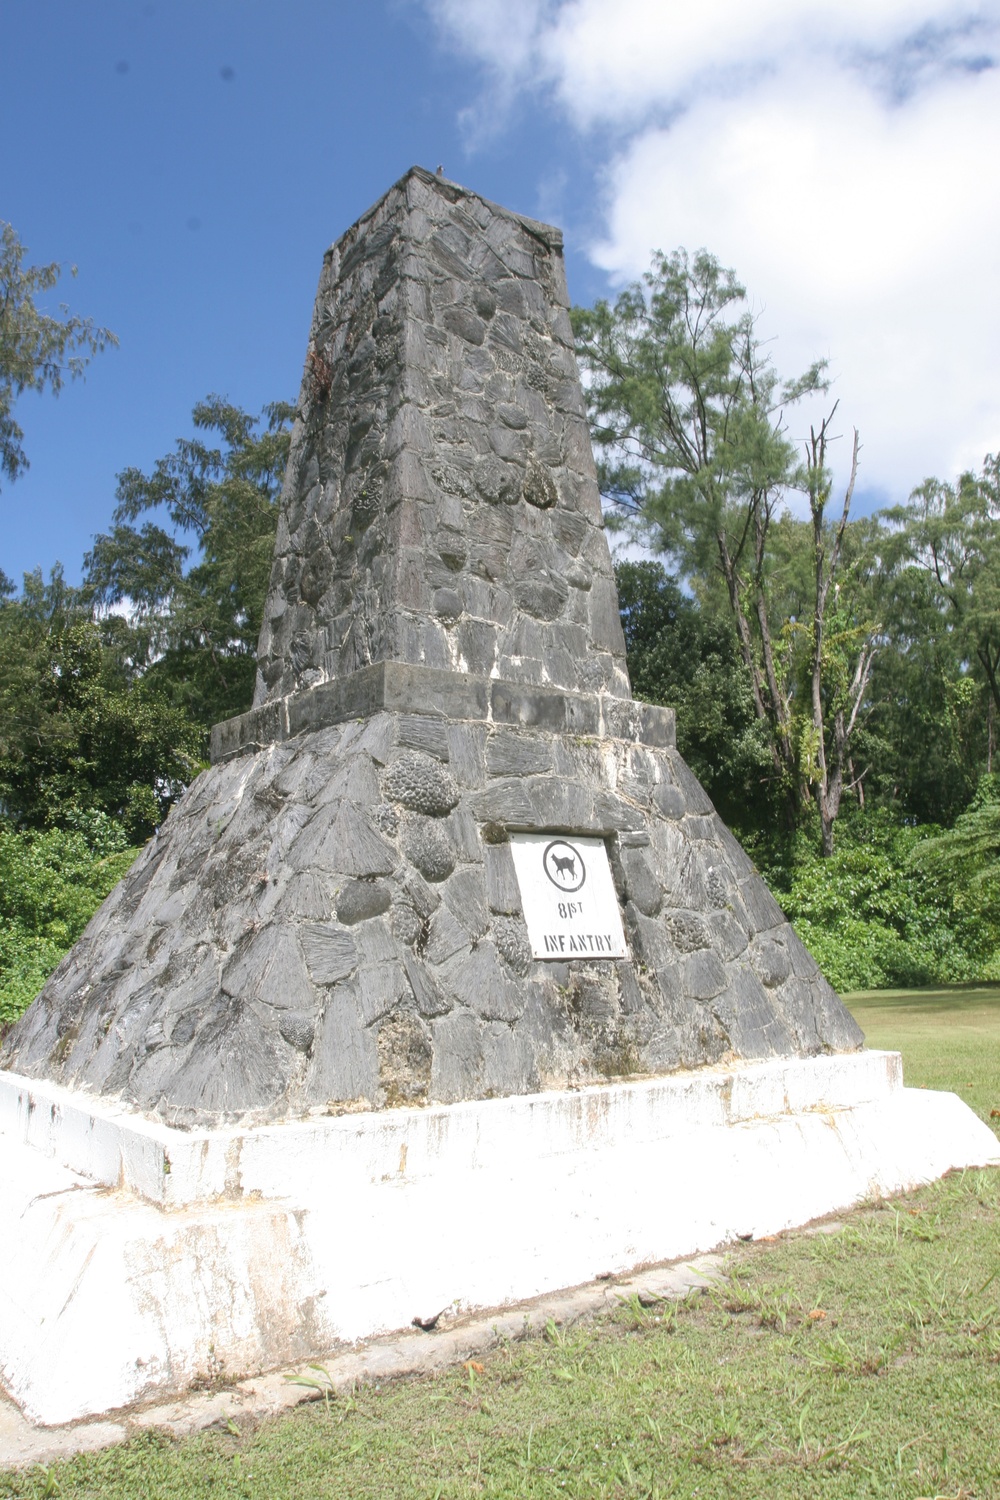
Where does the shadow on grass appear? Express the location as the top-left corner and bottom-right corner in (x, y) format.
(844, 981), (1000, 1015)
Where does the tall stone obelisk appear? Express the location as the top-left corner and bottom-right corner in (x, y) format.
(0, 167), (862, 1125)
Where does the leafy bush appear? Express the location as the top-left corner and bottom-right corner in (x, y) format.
(762, 806), (1000, 992)
(0, 813), (138, 1026)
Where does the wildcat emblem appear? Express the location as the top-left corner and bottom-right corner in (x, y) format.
(542, 840), (587, 893)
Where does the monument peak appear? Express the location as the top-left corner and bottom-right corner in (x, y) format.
(254, 165), (629, 708)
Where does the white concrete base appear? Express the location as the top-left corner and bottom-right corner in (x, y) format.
(1, 1053), (997, 1427)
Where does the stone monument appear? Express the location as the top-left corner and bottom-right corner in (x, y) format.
(1, 167), (996, 1426)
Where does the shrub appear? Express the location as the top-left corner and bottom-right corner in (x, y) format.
(762, 807), (1000, 992)
(0, 813), (138, 1026)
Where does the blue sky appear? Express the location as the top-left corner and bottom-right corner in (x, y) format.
(1, 0), (607, 584)
(5, 0), (999, 586)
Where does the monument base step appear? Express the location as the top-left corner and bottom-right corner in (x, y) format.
(1, 1054), (997, 1426)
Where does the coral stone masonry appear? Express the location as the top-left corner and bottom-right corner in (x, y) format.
(1, 168), (995, 1427)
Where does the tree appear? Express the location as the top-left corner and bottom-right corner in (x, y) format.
(859, 553), (986, 824)
(0, 567), (202, 840)
(84, 396), (293, 730)
(616, 560), (782, 839)
(573, 250), (878, 852)
(0, 222), (116, 489)
(911, 774), (1000, 890)
(887, 453), (1000, 761)
(798, 412), (877, 854)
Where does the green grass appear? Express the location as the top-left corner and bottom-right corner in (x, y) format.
(847, 982), (1000, 1132)
(3, 990), (1000, 1500)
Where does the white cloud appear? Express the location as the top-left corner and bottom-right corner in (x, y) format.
(593, 58), (1000, 494)
(535, 0), (995, 124)
(427, 0), (1000, 503)
(425, 0), (550, 77)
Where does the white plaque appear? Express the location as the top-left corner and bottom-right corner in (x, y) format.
(508, 834), (628, 960)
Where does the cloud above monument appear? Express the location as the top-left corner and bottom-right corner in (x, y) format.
(426, 0), (1000, 506)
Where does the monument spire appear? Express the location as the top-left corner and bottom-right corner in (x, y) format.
(255, 167), (630, 707)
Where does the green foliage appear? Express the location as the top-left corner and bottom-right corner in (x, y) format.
(0, 567), (203, 840)
(575, 250), (879, 852)
(0, 815), (138, 1026)
(0, 221), (117, 489)
(911, 773), (1000, 892)
(860, 564), (987, 825)
(85, 395), (293, 730)
(618, 557), (1000, 991)
(571, 248), (824, 554)
(887, 451), (1000, 718)
(616, 560), (780, 834)
(763, 809), (1000, 992)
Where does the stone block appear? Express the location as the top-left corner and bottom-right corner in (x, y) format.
(353, 917), (398, 965)
(335, 880), (393, 926)
(441, 868), (489, 939)
(490, 682), (566, 732)
(707, 966), (797, 1059)
(299, 925), (359, 986)
(357, 962), (411, 1027)
(481, 1022), (537, 1096)
(401, 950), (452, 1018)
(620, 847), (662, 917)
(446, 724), (486, 785)
(429, 1008), (483, 1102)
(677, 950), (728, 1002)
(425, 904), (472, 966)
(307, 984), (378, 1103)
(400, 815), (457, 883)
(396, 716), (451, 761)
(383, 750), (459, 816)
(668, 754), (715, 815)
(738, 877), (789, 936)
(527, 777), (596, 830)
(290, 801), (398, 878)
(220, 927), (315, 1014)
(440, 941), (524, 1023)
(471, 778), (536, 828)
(485, 730), (553, 778)
(483, 842), (521, 914)
(749, 933), (794, 989)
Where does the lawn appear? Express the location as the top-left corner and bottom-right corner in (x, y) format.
(847, 982), (1000, 1131)
(2, 988), (999, 1500)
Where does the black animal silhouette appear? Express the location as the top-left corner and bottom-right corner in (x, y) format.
(551, 854), (576, 881)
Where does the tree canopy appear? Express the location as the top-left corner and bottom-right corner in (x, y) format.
(573, 250), (878, 854)
(84, 395), (294, 730)
(0, 221), (116, 491)
(0, 567), (202, 841)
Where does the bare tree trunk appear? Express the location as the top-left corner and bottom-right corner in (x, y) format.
(806, 419), (870, 856)
(716, 525), (800, 827)
(989, 694), (995, 776)
(977, 644), (1000, 723)
(717, 530), (769, 723)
